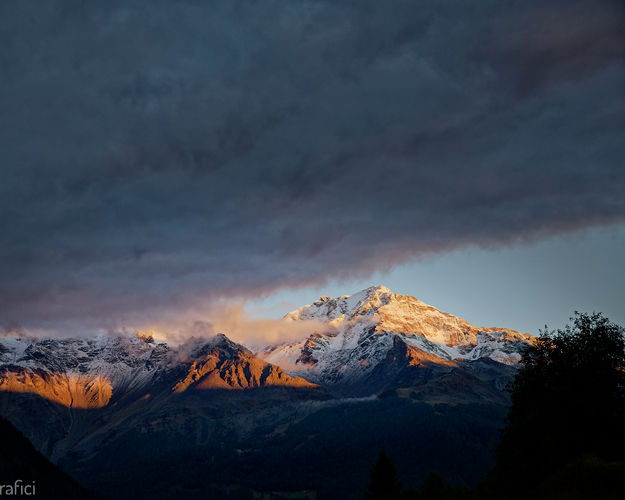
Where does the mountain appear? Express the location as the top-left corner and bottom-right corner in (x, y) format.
(0, 332), (315, 410)
(260, 285), (533, 393)
(171, 334), (316, 391)
(0, 285), (531, 405)
(0, 285), (535, 499)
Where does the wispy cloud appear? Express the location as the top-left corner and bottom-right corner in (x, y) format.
(144, 301), (328, 349)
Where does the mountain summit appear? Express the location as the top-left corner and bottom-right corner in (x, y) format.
(261, 285), (534, 389)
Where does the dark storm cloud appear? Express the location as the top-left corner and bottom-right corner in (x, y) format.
(1, 0), (624, 333)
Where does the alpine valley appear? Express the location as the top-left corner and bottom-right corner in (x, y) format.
(0, 286), (534, 499)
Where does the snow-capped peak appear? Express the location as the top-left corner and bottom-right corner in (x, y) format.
(284, 284), (396, 323)
(261, 286), (534, 386)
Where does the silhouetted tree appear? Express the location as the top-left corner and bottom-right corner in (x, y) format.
(365, 450), (402, 500)
(494, 312), (625, 499)
(418, 472), (451, 500)
(407, 472), (475, 500)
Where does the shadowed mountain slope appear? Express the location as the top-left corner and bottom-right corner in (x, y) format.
(0, 415), (99, 499)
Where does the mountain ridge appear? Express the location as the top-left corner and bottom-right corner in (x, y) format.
(0, 285), (535, 499)
(260, 285), (534, 387)
(0, 285), (533, 404)
(0, 332), (314, 409)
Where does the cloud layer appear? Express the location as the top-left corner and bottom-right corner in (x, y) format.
(1, 0), (624, 334)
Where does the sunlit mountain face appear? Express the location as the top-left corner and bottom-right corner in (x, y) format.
(0, 286), (533, 498)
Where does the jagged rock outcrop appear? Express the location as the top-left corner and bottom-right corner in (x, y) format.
(173, 334), (316, 391)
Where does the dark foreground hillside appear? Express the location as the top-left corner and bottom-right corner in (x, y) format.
(67, 397), (505, 500)
(0, 416), (98, 499)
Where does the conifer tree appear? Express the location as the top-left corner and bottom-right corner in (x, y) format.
(365, 449), (402, 500)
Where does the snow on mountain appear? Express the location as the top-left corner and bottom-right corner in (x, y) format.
(259, 285), (534, 385)
(0, 333), (172, 407)
(0, 332), (313, 407)
(0, 285), (533, 402)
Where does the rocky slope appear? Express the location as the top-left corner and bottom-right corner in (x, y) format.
(171, 334), (316, 391)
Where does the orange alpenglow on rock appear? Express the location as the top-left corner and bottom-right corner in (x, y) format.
(0, 369), (112, 409)
(173, 346), (317, 392)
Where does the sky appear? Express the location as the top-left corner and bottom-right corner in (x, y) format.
(1, 0), (624, 339)
(247, 224), (625, 335)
